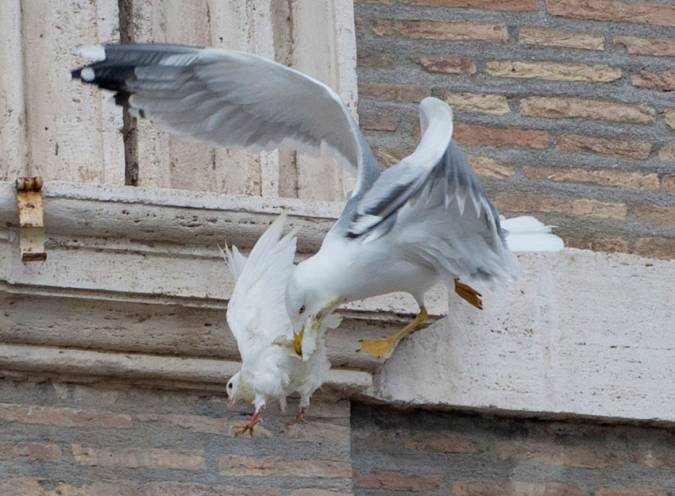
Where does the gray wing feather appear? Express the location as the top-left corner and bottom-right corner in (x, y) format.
(72, 43), (379, 196)
(347, 97), (514, 282)
(348, 97), (455, 237)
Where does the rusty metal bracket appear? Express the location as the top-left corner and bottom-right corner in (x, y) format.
(16, 176), (47, 262)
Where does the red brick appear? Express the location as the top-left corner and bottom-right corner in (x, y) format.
(372, 19), (508, 42)
(0, 442), (61, 462)
(613, 36), (675, 57)
(495, 193), (627, 220)
(488, 61), (621, 82)
(521, 97), (655, 124)
(519, 27), (604, 50)
(663, 173), (675, 192)
(632, 69), (675, 92)
(0, 403), (132, 429)
(453, 480), (584, 496)
(143, 482), (280, 496)
(546, 0), (675, 27)
(444, 92), (510, 115)
(284, 421), (350, 446)
(357, 50), (395, 68)
(350, 429), (390, 449)
(290, 490), (351, 496)
(632, 205), (675, 227)
(658, 144), (675, 163)
(412, 55), (477, 75)
(495, 440), (614, 468)
(0, 479), (139, 496)
(0, 479), (280, 496)
(0, 480), (43, 496)
(634, 238), (675, 260)
(557, 134), (651, 160)
(374, 146), (410, 167)
(359, 82), (430, 103)
(354, 469), (441, 492)
(401, 0), (537, 11)
(595, 490), (665, 496)
(468, 155), (515, 178)
(219, 456), (351, 478)
(142, 413), (275, 438)
(665, 110), (675, 131)
(455, 123), (549, 149)
(522, 166), (659, 191)
(72, 444), (205, 470)
(566, 237), (629, 253)
(403, 431), (477, 453)
(358, 111), (401, 132)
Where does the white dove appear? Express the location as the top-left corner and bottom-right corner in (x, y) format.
(223, 214), (340, 435)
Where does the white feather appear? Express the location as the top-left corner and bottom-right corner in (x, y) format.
(503, 216), (565, 252)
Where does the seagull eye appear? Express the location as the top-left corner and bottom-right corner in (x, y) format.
(227, 383), (232, 390)
(299, 305), (306, 315)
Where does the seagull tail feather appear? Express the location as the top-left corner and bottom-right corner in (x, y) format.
(502, 215), (564, 252)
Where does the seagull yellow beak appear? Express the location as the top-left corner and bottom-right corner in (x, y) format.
(292, 327), (304, 356)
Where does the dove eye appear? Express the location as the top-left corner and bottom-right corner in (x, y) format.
(299, 305), (306, 315)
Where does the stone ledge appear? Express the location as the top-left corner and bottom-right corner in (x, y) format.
(1, 181), (673, 424)
(375, 250), (675, 424)
(0, 343), (372, 395)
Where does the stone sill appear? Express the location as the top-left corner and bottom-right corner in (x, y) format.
(1, 181), (674, 425)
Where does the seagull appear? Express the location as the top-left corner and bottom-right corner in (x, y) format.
(72, 43), (563, 361)
(222, 214), (340, 435)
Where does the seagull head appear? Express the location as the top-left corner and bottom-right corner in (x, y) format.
(285, 259), (341, 337)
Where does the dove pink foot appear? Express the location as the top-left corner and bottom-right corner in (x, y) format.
(285, 407), (307, 427)
(236, 410), (263, 437)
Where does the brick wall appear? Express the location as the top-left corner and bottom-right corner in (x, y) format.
(1, 379), (673, 494)
(352, 403), (675, 495)
(0, 379), (352, 496)
(355, 0), (675, 259)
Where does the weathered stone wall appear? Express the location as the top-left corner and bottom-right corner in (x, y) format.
(352, 403), (675, 495)
(354, 0), (675, 259)
(0, 0), (356, 201)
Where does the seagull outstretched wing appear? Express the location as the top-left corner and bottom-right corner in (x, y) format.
(72, 43), (379, 197)
(347, 97), (518, 284)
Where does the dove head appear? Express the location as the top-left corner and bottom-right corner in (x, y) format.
(226, 371), (255, 408)
(226, 373), (240, 407)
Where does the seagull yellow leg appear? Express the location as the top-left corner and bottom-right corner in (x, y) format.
(359, 307), (428, 360)
(454, 279), (483, 310)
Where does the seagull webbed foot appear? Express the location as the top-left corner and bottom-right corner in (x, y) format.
(454, 279), (483, 309)
(359, 307), (428, 360)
